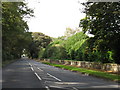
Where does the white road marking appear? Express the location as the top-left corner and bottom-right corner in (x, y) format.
(37, 67), (43, 71)
(47, 73), (61, 81)
(45, 86), (50, 90)
(29, 63), (32, 67)
(72, 87), (78, 90)
(34, 72), (42, 80)
(31, 67), (34, 71)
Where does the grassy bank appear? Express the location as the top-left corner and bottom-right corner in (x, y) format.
(42, 62), (120, 82)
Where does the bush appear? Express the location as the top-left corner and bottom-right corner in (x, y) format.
(43, 40), (67, 59)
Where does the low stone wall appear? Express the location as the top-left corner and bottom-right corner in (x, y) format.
(41, 59), (120, 73)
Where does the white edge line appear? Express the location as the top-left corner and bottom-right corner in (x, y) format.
(35, 72), (42, 80)
(45, 86), (50, 90)
(47, 73), (61, 81)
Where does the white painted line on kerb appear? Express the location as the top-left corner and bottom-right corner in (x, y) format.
(37, 67), (43, 71)
(47, 73), (61, 81)
(45, 86), (50, 90)
(34, 72), (42, 80)
(31, 67), (34, 71)
(72, 87), (78, 90)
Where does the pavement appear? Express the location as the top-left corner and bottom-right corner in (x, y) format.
(2, 58), (119, 90)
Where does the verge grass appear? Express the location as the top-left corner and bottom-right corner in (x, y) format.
(42, 62), (120, 82)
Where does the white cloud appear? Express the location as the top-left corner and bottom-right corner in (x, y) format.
(26, 0), (86, 37)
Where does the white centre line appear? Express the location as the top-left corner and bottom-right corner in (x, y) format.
(37, 67), (43, 71)
(47, 73), (61, 81)
(34, 72), (42, 80)
(29, 63), (32, 67)
(45, 86), (50, 90)
(31, 67), (34, 71)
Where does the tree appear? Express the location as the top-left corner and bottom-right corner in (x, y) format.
(43, 38), (67, 59)
(29, 32), (52, 59)
(2, 2), (33, 61)
(79, 2), (120, 63)
(64, 31), (88, 60)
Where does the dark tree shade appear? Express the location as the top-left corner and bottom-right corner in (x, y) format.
(79, 2), (120, 64)
(2, 2), (33, 61)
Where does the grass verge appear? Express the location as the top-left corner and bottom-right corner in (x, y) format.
(42, 62), (120, 82)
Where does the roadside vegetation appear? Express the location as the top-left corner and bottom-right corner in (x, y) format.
(40, 2), (120, 64)
(42, 62), (120, 82)
(2, 2), (52, 64)
(2, 2), (33, 62)
(2, 1), (119, 68)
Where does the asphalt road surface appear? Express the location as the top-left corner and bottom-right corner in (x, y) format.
(2, 58), (119, 90)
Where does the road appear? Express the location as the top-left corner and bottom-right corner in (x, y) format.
(2, 58), (119, 90)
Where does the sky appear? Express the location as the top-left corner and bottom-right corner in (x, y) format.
(26, 0), (86, 38)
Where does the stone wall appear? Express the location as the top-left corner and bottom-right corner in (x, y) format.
(41, 59), (120, 73)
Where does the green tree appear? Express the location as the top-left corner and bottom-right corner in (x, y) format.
(2, 2), (33, 61)
(79, 2), (120, 63)
(43, 39), (67, 59)
(29, 32), (52, 59)
(64, 31), (88, 60)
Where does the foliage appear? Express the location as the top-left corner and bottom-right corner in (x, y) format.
(43, 28), (118, 63)
(3, 2), (119, 64)
(43, 32), (90, 61)
(43, 38), (67, 59)
(38, 48), (45, 58)
(2, 2), (33, 61)
(2, 2), (52, 60)
(79, 2), (120, 64)
(29, 32), (52, 59)
(64, 32), (88, 60)
(20, 2), (119, 64)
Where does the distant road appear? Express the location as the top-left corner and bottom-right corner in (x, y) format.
(2, 59), (119, 90)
